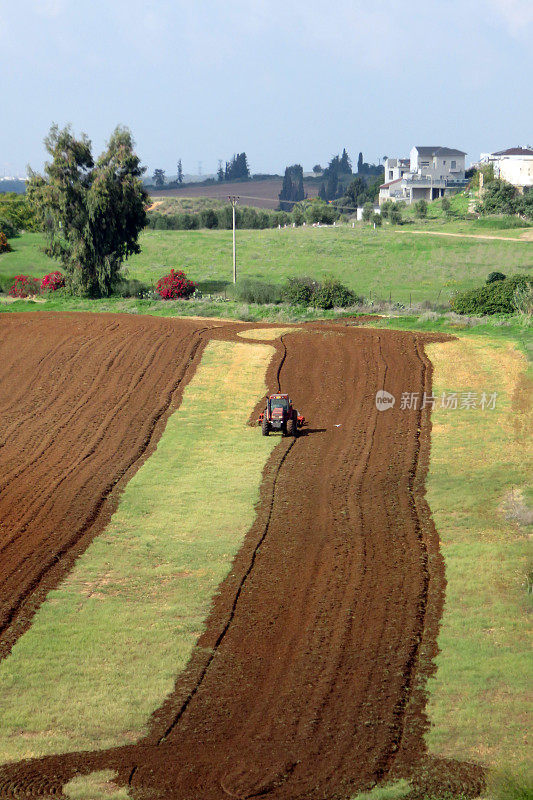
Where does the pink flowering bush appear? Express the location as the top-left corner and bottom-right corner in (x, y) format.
(9, 275), (41, 298)
(41, 271), (66, 292)
(155, 269), (196, 300)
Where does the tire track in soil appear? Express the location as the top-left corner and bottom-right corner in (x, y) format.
(0, 319), (485, 799)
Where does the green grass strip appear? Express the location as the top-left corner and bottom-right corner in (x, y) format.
(425, 336), (531, 772)
(64, 770), (131, 800)
(0, 339), (276, 764)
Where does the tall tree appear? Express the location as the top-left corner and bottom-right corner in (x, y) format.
(153, 168), (165, 188)
(279, 164), (305, 211)
(357, 152), (363, 173)
(217, 159), (224, 182)
(27, 124), (148, 297)
(177, 159), (183, 184)
(339, 148), (352, 174)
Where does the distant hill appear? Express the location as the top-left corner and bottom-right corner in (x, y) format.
(0, 179), (26, 194)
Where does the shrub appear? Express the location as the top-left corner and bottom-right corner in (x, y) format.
(513, 281), (533, 320)
(0, 217), (18, 239)
(372, 212), (383, 227)
(441, 196), (451, 213)
(451, 276), (532, 315)
(0, 232), (12, 252)
(415, 199), (428, 218)
(9, 274), (41, 298)
(155, 269), (196, 300)
(199, 208), (218, 229)
(313, 278), (357, 309)
(380, 200), (394, 219)
(486, 271), (506, 283)
(234, 279), (281, 304)
(115, 277), (150, 298)
(41, 271), (65, 292)
(389, 206), (403, 224)
(281, 276), (317, 305)
(362, 202), (373, 222)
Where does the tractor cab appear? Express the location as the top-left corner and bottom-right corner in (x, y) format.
(258, 393), (305, 437)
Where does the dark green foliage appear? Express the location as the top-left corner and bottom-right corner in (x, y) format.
(415, 199), (428, 218)
(479, 179), (519, 215)
(27, 124), (148, 297)
(380, 200), (394, 219)
(362, 202), (373, 222)
(281, 275), (357, 308)
(199, 208), (218, 228)
(152, 169), (165, 188)
(223, 152), (250, 181)
(281, 276), (316, 305)
(312, 277), (357, 309)
(234, 279), (282, 304)
(339, 148), (352, 173)
(357, 152), (363, 173)
(115, 277), (150, 297)
(389, 204), (403, 225)
(486, 271), (506, 283)
(343, 176), (368, 208)
(451, 276), (531, 315)
(177, 160), (183, 184)
(372, 212), (383, 227)
(304, 200), (338, 224)
(279, 164), (305, 211)
(0, 217), (18, 238)
(441, 196), (451, 213)
(318, 182), (327, 201)
(0, 193), (38, 234)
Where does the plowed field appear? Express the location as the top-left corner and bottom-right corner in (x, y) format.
(0, 314), (483, 799)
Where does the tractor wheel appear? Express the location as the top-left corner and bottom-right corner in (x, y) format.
(287, 416), (298, 437)
(261, 417), (269, 436)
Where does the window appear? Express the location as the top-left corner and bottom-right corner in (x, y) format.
(389, 170), (393, 179)
(451, 160), (457, 169)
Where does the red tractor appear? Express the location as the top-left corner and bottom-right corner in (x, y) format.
(258, 393), (305, 437)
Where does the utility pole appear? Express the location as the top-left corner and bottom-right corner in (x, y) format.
(228, 195), (239, 284)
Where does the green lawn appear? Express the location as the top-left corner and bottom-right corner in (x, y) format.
(2, 226), (531, 304)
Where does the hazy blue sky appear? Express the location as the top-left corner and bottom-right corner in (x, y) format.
(1, 0), (532, 177)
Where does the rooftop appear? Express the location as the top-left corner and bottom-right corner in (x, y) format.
(492, 147), (533, 156)
(414, 146), (467, 157)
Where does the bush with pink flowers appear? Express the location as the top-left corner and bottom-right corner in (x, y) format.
(9, 275), (41, 298)
(41, 271), (66, 292)
(155, 269), (196, 300)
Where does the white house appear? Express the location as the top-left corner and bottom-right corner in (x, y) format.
(479, 147), (533, 189)
(379, 146), (467, 205)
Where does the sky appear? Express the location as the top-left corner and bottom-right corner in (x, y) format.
(1, 0), (532, 178)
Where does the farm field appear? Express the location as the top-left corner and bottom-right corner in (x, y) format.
(1, 228), (532, 305)
(150, 177), (320, 210)
(0, 313), (529, 800)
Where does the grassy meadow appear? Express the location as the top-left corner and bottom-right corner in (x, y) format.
(424, 335), (531, 776)
(0, 337), (280, 763)
(1, 225), (531, 305)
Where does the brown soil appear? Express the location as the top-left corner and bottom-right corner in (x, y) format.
(151, 178), (319, 210)
(0, 315), (484, 799)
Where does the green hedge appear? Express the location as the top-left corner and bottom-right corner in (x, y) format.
(450, 275), (531, 315)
